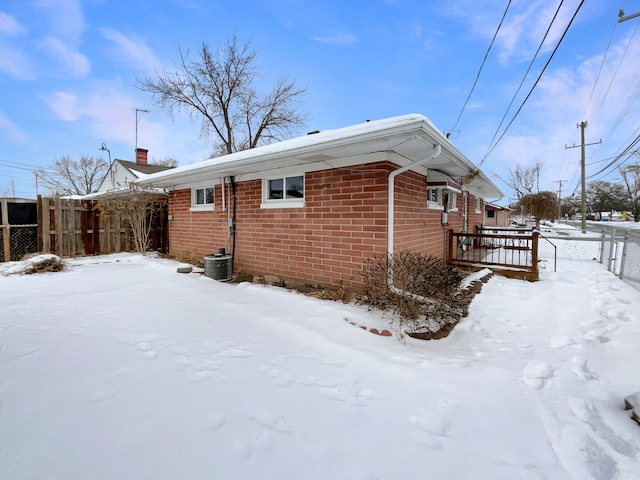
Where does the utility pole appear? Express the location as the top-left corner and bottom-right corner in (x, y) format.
(553, 179), (567, 219)
(619, 9), (640, 23)
(565, 122), (601, 234)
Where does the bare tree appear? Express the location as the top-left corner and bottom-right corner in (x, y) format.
(137, 34), (308, 155)
(494, 159), (543, 199)
(620, 162), (640, 222)
(36, 155), (108, 196)
(0, 183), (12, 197)
(516, 191), (559, 226)
(151, 156), (179, 168)
(95, 183), (166, 253)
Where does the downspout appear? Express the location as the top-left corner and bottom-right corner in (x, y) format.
(229, 176), (237, 271)
(387, 143), (441, 301)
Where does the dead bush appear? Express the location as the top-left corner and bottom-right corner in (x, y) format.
(360, 250), (470, 339)
(306, 283), (354, 303)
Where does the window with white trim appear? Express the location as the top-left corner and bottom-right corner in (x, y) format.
(427, 188), (458, 211)
(445, 191), (457, 211)
(427, 187), (442, 207)
(191, 186), (214, 211)
(475, 197), (482, 213)
(262, 174), (305, 208)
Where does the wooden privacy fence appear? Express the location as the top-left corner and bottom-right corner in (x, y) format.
(37, 196), (168, 258)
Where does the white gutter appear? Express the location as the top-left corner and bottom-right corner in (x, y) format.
(387, 143), (441, 301)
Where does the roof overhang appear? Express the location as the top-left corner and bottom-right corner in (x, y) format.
(138, 114), (502, 199)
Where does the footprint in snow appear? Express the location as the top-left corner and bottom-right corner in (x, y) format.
(88, 389), (118, 404)
(569, 356), (597, 381)
(522, 361), (554, 389)
(248, 411), (293, 433)
(409, 412), (452, 437)
(549, 336), (577, 349)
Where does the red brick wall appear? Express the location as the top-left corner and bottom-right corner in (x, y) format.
(167, 161), (485, 290)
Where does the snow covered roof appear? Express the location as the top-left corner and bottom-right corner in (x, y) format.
(138, 114), (502, 199)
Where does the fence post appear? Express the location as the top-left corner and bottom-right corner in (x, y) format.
(41, 197), (51, 253)
(599, 229), (606, 263)
(619, 229), (629, 279)
(531, 232), (539, 277)
(608, 229), (616, 272)
(446, 229), (454, 264)
(1, 199), (10, 262)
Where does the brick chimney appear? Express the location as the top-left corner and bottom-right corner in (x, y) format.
(136, 148), (148, 166)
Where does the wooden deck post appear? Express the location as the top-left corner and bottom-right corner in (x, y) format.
(446, 229), (454, 265)
(531, 232), (539, 278)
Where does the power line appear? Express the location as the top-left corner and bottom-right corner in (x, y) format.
(481, 0), (566, 165)
(448, 0), (512, 134)
(480, 0), (586, 164)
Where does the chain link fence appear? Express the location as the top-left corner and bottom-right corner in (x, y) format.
(537, 226), (640, 292)
(0, 225), (38, 262)
(1, 198), (39, 262)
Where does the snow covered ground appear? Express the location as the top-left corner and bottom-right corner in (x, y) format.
(1, 249), (639, 479)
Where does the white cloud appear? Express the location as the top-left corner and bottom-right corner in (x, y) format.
(30, 0), (84, 40)
(100, 28), (161, 71)
(313, 32), (359, 46)
(0, 12), (26, 36)
(40, 36), (90, 76)
(0, 45), (34, 78)
(44, 91), (79, 121)
(0, 110), (28, 142)
(448, 0), (585, 65)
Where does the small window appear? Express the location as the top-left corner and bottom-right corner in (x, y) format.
(445, 192), (457, 211)
(262, 174), (305, 208)
(191, 186), (215, 211)
(487, 210), (495, 218)
(427, 188), (458, 211)
(475, 197), (481, 213)
(427, 188), (442, 208)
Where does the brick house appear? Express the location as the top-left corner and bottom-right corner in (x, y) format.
(138, 114), (502, 290)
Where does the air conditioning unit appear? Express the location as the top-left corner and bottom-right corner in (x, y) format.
(204, 254), (233, 281)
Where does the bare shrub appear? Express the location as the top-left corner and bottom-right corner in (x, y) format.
(360, 250), (470, 339)
(95, 183), (167, 253)
(306, 283), (353, 303)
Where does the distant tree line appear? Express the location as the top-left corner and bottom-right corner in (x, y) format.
(499, 160), (640, 224)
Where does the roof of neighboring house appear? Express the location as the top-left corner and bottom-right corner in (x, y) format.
(114, 160), (173, 176)
(95, 159), (173, 194)
(137, 114), (503, 200)
(485, 202), (512, 211)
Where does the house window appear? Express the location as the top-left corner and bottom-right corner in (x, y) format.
(427, 188), (443, 209)
(445, 192), (457, 211)
(262, 174), (305, 208)
(487, 210), (495, 218)
(427, 188), (458, 211)
(475, 197), (482, 213)
(190, 186), (214, 211)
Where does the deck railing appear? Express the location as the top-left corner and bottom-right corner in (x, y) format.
(447, 229), (539, 280)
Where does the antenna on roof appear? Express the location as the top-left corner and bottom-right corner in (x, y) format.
(135, 108), (150, 154)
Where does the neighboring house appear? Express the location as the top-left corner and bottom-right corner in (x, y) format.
(96, 148), (172, 193)
(138, 114), (503, 290)
(484, 202), (512, 227)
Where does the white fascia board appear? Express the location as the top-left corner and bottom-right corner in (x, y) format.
(138, 114), (431, 187)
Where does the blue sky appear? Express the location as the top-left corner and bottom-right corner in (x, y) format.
(1, 0), (639, 202)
